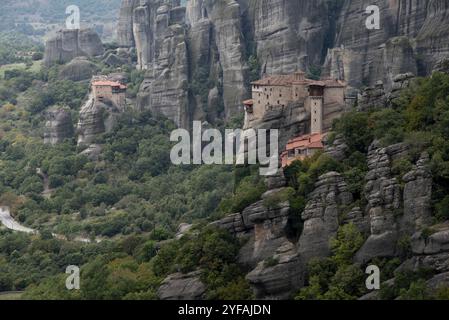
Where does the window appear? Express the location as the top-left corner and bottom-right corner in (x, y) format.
(288, 150), (295, 158)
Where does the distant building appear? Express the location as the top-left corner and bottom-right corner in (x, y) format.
(91, 79), (127, 110)
(243, 71), (346, 132)
(281, 133), (326, 168)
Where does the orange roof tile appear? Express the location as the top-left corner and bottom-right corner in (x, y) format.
(92, 81), (127, 89)
(285, 133), (326, 151)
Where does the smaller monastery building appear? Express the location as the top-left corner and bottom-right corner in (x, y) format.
(281, 133), (326, 168)
(91, 79), (127, 110)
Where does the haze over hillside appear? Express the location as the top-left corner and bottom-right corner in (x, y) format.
(0, 0), (122, 41)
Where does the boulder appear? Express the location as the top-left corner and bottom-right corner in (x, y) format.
(157, 271), (206, 300)
(58, 57), (99, 81)
(246, 242), (303, 299)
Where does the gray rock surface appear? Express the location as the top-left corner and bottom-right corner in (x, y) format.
(77, 96), (121, 146)
(58, 57), (99, 82)
(355, 142), (408, 263)
(400, 153), (432, 234)
(324, 134), (349, 162)
(44, 29), (103, 66)
(116, 0), (449, 126)
(298, 172), (353, 261)
(246, 241), (303, 299)
(43, 107), (74, 145)
(158, 271), (206, 300)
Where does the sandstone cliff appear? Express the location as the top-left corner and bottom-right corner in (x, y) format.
(44, 29), (104, 66)
(116, 0), (449, 128)
(43, 107), (74, 145)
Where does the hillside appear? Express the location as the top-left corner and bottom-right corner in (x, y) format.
(1, 0), (449, 302)
(0, 0), (122, 41)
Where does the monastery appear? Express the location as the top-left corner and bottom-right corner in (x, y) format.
(91, 76), (127, 110)
(242, 71), (347, 167)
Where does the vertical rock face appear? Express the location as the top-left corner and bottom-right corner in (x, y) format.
(122, 1), (191, 128)
(43, 107), (74, 145)
(358, 73), (416, 111)
(355, 142), (407, 263)
(77, 96), (121, 146)
(325, 0), (449, 88)
(298, 172), (354, 261)
(116, 0), (449, 126)
(117, 0), (138, 48)
(401, 153), (433, 235)
(245, 0), (330, 74)
(201, 0), (249, 119)
(44, 29), (104, 66)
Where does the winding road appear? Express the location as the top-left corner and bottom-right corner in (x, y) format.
(0, 206), (36, 234)
(0, 206), (99, 243)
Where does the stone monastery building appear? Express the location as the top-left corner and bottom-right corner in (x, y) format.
(243, 71), (347, 167)
(91, 77), (127, 110)
(243, 71), (346, 133)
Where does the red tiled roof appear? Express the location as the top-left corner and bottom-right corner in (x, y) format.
(243, 99), (254, 105)
(285, 133), (326, 151)
(92, 81), (127, 89)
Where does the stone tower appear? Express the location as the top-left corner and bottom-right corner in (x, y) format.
(309, 84), (324, 134)
(310, 96), (323, 134)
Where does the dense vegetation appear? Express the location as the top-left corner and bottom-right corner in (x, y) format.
(286, 72), (449, 300)
(2, 24), (449, 299)
(0, 33), (44, 66)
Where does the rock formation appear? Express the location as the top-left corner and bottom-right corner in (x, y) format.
(358, 73), (416, 110)
(116, 0), (449, 128)
(43, 107), (74, 145)
(44, 29), (104, 66)
(77, 95), (121, 146)
(157, 271), (206, 300)
(58, 57), (100, 82)
(298, 172), (354, 261)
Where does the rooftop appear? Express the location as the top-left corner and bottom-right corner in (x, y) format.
(285, 133), (326, 151)
(92, 81), (127, 90)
